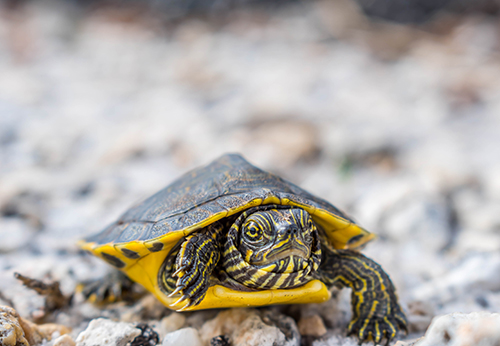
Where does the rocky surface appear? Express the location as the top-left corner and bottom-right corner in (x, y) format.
(0, 305), (71, 346)
(414, 312), (500, 346)
(162, 328), (203, 346)
(74, 318), (141, 346)
(0, 306), (29, 346)
(0, 0), (499, 345)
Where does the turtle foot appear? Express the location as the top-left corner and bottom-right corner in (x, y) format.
(347, 309), (408, 345)
(79, 270), (141, 304)
(169, 232), (220, 309)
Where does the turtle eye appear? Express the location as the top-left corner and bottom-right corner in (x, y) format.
(244, 222), (263, 242)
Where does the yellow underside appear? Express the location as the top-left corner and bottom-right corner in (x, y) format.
(80, 194), (374, 309)
(123, 244), (331, 310)
(164, 281), (330, 311)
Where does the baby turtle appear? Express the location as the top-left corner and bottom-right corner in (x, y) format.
(81, 153), (407, 344)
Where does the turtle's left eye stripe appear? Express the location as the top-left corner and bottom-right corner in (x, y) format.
(245, 222), (263, 240)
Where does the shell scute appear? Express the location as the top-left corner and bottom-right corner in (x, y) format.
(83, 154), (371, 260)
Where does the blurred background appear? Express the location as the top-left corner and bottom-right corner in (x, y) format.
(0, 0), (500, 343)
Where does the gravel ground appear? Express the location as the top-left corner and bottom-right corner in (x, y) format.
(0, 1), (499, 345)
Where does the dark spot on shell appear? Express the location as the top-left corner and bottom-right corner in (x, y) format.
(121, 248), (140, 259)
(101, 252), (126, 268)
(149, 242), (164, 252)
(346, 234), (363, 246)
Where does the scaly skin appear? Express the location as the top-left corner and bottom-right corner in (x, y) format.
(317, 247), (408, 344)
(167, 222), (224, 309)
(160, 208), (407, 344)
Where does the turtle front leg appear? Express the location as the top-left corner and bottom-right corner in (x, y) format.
(318, 247), (407, 344)
(168, 222), (224, 310)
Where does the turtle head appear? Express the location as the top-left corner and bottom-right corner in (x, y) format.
(238, 208), (317, 267)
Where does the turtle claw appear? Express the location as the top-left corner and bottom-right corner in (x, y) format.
(177, 300), (195, 311)
(172, 266), (185, 278)
(170, 294), (189, 307)
(168, 286), (184, 298)
(165, 232), (221, 310)
(347, 313), (407, 345)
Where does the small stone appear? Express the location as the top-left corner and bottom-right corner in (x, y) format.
(298, 314), (327, 337)
(162, 327), (203, 346)
(122, 295), (169, 322)
(19, 318), (71, 345)
(160, 312), (186, 333)
(0, 306), (70, 345)
(0, 306), (29, 346)
(210, 335), (231, 346)
(130, 323), (159, 346)
(36, 323), (72, 339)
(234, 314), (287, 346)
(75, 318), (141, 346)
(393, 337), (424, 346)
(200, 309), (254, 342)
(53, 334), (76, 346)
(200, 308), (299, 346)
(412, 252), (500, 302)
(311, 333), (359, 346)
(407, 301), (434, 333)
(415, 312), (500, 346)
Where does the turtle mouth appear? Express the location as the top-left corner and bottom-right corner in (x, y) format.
(252, 241), (310, 266)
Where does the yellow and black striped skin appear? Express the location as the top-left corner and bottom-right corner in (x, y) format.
(160, 221), (225, 309)
(222, 205), (321, 291)
(81, 154), (407, 343)
(159, 205), (322, 308)
(158, 204), (407, 344)
(317, 246), (408, 344)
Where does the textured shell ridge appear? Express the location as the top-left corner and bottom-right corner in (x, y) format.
(83, 153), (365, 254)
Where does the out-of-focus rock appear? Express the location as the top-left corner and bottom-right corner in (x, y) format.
(130, 323), (159, 346)
(161, 312), (186, 333)
(200, 309), (253, 342)
(407, 301), (435, 333)
(411, 252), (500, 302)
(311, 333), (359, 346)
(121, 294), (169, 322)
(243, 120), (320, 169)
(185, 310), (219, 330)
(0, 305), (70, 346)
(233, 314), (290, 346)
(261, 310), (300, 346)
(298, 314), (327, 337)
(0, 306), (29, 346)
(20, 319), (71, 344)
(52, 334), (76, 346)
(162, 327), (203, 346)
(200, 308), (299, 346)
(394, 338), (423, 346)
(75, 318), (141, 346)
(0, 219), (33, 252)
(210, 335), (231, 346)
(415, 312), (500, 346)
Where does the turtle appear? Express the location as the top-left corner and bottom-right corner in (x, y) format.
(80, 153), (407, 344)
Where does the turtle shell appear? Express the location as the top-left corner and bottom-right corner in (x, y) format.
(81, 154), (373, 270)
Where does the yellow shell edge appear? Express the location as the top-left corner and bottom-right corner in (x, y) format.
(79, 192), (374, 308)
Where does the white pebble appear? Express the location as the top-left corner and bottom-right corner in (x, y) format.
(75, 318), (141, 346)
(162, 328), (203, 346)
(415, 312), (500, 346)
